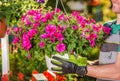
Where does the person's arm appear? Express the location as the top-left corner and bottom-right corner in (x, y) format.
(87, 52), (120, 80)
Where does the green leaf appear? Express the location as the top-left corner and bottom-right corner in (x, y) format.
(77, 56), (87, 66)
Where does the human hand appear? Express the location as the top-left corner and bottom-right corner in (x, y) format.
(51, 55), (87, 76)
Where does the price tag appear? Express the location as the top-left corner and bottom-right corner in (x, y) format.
(32, 74), (48, 81)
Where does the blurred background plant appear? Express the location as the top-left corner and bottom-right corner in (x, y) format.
(0, 0), (39, 26)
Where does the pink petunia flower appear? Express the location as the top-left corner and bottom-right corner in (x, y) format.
(39, 42), (45, 48)
(13, 27), (21, 33)
(25, 18), (32, 26)
(90, 18), (96, 24)
(92, 24), (100, 32)
(102, 26), (112, 34)
(72, 11), (79, 17)
(28, 9), (38, 16)
(58, 14), (65, 21)
(28, 29), (38, 39)
(22, 33), (32, 51)
(87, 33), (98, 41)
(56, 43), (66, 52)
(72, 25), (78, 30)
(57, 25), (64, 32)
(34, 14), (42, 21)
(90, 40), (95, 47)
(21, 14), (27, 20)
(50, 37), (55, 42)
(54, 32), (64, 42)
(41, 17), (47, 23)
(45, 12), (53, 20)
(45, 24), (56, 34)
(54, 8), (61, 13)
(33, 22), (40, 28)
(40, 33), (48, 39)
(13, 36), (19, 44)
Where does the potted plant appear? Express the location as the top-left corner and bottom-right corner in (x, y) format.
(9, 3), (111, 69)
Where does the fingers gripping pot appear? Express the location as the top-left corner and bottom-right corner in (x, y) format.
(51, 55), (87, 76)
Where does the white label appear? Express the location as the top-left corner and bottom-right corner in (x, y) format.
(32, 74), (48, 81)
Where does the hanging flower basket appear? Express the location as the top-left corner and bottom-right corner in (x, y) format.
(8, 0), (111, 75)
(0, 18), (7, 38)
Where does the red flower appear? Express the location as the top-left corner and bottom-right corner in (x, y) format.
(54, 72), (66, 81)
(1, 74), (9, 81)
(9, 70), (13, 77)
(32, 70), (39, 81)
(18, 72), (24, 81)
(43, 71), (55, 81)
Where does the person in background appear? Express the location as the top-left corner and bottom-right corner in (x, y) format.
(51, 0), (120, 81)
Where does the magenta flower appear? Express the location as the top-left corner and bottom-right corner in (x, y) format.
(25, 18), (32, 26)
(72, 11), (79, 17)
(90, 18), (96, 23)
(13, 36), (19, 44)
(40, 33), (48, 39)
(34, 14), (42, 21)
(28, 29), (38, 39)
(90, 40), (95, 47)
(45, 24), (56, 34)
(81, 32), (86, 38)
(21, 14), (27, 20)
(33, 22), (40, 28)
(22, 33), (32, 51)
(102, 26), (112, 34)
(57, 25), (64, 33)
(50, 37), (55, 42)
(12, 27), (21, 33)
(39, 42), (45, 48)
(28, 10), (38, 15)
(54, 32), (64, 42)
(56, 43), (66, 52)
(45, 12), (53, 20)
(76, 16), (85, 22)
(83, 19), (90, 24)
(92, 24), (100, 32)
(27, 52), (31, 59)
(72, 25), (78, 30)
(54, 8), (61, 13)
(41, 17), (47, 23)
(87, 33), (98, 41)
(58, 14), (65, 21)
(80, 22), (86, 28)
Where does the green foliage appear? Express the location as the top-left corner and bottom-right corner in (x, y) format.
(0, 0), (39, 26)
(68, 54), (87, 66)
(9, 50), (47, 81)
